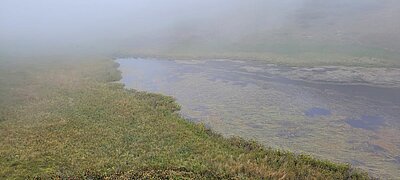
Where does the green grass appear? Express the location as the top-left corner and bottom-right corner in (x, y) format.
(0, 56), (370, 179)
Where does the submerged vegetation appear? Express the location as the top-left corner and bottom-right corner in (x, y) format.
(0, 56), (369, 179)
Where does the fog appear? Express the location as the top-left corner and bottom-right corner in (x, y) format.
(1, 1), (400, 178)
(1, 0), (400, 57)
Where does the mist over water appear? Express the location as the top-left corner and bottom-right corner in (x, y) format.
(1, 0), (400, 57)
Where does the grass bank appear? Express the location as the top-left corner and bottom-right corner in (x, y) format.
(115, 39), (400, 68)
(0, 56), (369, 179)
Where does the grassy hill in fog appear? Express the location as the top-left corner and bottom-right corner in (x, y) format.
(115, 0), (400, 67)
(2, 0), (400, 67)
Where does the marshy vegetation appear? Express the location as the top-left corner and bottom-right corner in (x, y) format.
(117, 58), (400, 178)
(0, 56), (369, 179)
(2, 0), (400, 179)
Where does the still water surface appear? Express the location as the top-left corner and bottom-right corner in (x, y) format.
(117, 58), (400, 178)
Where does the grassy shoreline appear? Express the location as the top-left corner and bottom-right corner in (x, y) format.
(113, 46), (400, 68)
(0, 56), (370, 179)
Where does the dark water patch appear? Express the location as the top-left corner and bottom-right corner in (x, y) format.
(321, 67), (339, 72)
(395, 156), (400, 164)
(232, 81), (248, 87)
(295, 81), (400, 106)
(305, 107), (331, 117)
(346, 115), (384, 130)
(246, 122), (264, 129)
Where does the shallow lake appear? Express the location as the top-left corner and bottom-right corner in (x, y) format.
(117, 58), (400, 178)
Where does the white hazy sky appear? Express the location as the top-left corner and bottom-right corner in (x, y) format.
(1, 0), (398, 55)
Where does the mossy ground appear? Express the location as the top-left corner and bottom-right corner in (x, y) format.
(0, 56), (369, 179)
